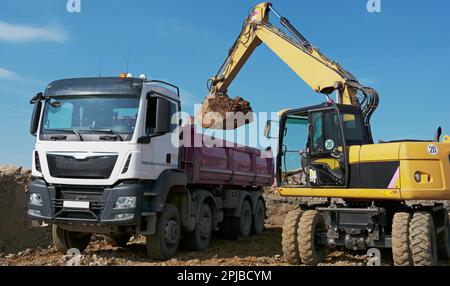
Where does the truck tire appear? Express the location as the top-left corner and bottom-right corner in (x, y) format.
(146, 203), (181, 260)
(221, 200), (253, 239)
(238, 200), (253, 238)
(298, 210), (327, 266)
(437, 212), (450, 259)
(105, 233), (132, 247)
(392, 212), (413, 266)
(282, 209), (303, 264)
(181, 203), (213, 251)
(409, 211), (438, 266)
(52, 224), (92, 254)
(252, 199), (266, 235)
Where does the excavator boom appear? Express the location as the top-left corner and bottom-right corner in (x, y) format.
(201, 2), (378, 131)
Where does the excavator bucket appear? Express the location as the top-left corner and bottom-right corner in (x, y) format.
(196, 94), (254, 130)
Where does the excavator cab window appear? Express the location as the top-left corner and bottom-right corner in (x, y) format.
(308, 108), (347, 187)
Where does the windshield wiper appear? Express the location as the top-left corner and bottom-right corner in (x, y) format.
(80, 129), (124, 141)
(45, 129), (84, 141)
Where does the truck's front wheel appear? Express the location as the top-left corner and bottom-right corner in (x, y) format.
(146, 204), (181, 260)
(52, 224), (92, 254)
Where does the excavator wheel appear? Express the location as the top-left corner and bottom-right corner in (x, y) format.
(437, 212), (450, 260)
(392, 212), (413, 266)
(298, 210), (327, 266)
(282, 209), (303, 264)
(409, 211), (438, 266)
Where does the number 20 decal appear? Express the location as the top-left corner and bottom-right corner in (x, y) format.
(427, 145), (438, 155)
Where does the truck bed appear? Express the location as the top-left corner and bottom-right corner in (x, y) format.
(180, 126), (274, 187)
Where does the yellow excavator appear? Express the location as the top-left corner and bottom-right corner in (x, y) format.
(203, 2), (450, 266)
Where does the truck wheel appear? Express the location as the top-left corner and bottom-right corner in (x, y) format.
(282, 209), (303, 264)
(392, 212), (413, 266)
(105, 233), (132, 247)
(52, 224), (92, 254)
(181, 203), (213, 251)
(146, 204), (181, 260)
(221, 200), (253, 239)
(238, 200), (253, 238)
(409, 211), (438, 266)
(252, 199), (266, 235)
(298, 210), (327, 266)
(437, 212), (450, 259)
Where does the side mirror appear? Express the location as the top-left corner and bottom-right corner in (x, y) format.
(30, 92), (43, 136)
(264, 120), (272, 138)
(264, 120), (279, 139)
(155, 98), (170, 134)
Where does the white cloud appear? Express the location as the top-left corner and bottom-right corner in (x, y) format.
(0, 21), (68, 43)
(0, 67), (18, 80)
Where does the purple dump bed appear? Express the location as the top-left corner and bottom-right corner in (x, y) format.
(179, 126), (274, 187)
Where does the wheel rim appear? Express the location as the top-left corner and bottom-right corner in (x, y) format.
(164, 218), (179, 246)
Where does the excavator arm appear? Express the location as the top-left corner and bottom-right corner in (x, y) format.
(203, 2), (378, 130)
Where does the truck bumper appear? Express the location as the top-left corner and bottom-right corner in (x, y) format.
(27, 178), (145, 228)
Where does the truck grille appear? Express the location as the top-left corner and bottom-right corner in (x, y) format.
(52, 186), (106, 221)
(47, 153), (118, 179)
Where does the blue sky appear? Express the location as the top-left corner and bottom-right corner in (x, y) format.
(0, 0), (449, 167)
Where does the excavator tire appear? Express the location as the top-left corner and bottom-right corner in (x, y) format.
(298, 210), (327, 266)
(409, 211), (438, 266)
(392, 212), (413, 266)
(282, 209), (303, 264)
(437, 212), (450, 260)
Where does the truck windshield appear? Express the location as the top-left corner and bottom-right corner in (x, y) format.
(41, 95), (140, 139)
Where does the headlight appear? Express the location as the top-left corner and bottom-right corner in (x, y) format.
(28, 209), (42, 217)
(29, 193), (43, 206)
(114, 196), (136, 209)
(114, 214), (134, 220)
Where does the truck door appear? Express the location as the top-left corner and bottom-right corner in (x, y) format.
(308, 108), (348, 187)
(140, 94), (180, 179)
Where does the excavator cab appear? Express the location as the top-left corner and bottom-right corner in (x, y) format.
(274, 102), (371, 188)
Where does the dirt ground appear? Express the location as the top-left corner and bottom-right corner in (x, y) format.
(0, 165), (448, 266)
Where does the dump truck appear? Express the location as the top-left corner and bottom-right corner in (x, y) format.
(27, 76), (274, 260)
(202, 2), (450, 266)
